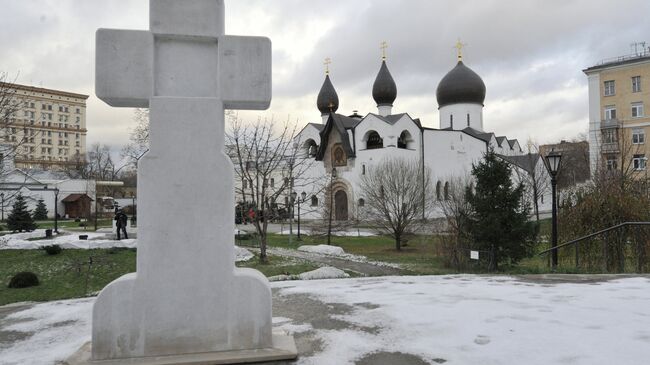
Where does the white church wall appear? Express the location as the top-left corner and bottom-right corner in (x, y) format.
(439, 103), (483, 131)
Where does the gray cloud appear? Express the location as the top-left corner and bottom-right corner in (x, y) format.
(1, 0), (649, 152)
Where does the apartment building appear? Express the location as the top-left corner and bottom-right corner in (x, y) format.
(0, 82), (88, 170)
(584, 49), (650, 178)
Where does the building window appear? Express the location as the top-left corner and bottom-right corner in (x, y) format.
(362, 164), (366, 175)
(366, 131), (383, 149)
(358, 198), (365, 207)
(633, 129), (645, 144)
(242, 180), (247, 189)
(633, 154), (647, 170)
(602, 129), (617, 144)
(311, 195), (318, 207)
(632, 76), (641, 92)
(632, 102), (644, 118)
(444, 182), (450, 200)
(467, 113), (470, 127)
(270, 178), (275, 188)
(604, 80), (615, 96)
(604, 106), (617, 120)
(436, 181), (442, 201)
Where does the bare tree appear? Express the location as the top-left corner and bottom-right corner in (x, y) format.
(121, 108), (150, 168)
(359, 157), (433, 250)
(437, 174), (473, 268)
(512, 139), (550, 222)
(0, 74), (30, 174)
(227, 115), (321, 263)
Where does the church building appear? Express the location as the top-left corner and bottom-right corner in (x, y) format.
(294, 46), (551, 221)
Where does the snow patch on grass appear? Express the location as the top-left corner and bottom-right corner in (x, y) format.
(269, 266), (349, 281)
(298, 244), (345, 256)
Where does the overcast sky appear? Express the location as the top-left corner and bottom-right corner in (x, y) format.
(2, 0), (650, 153)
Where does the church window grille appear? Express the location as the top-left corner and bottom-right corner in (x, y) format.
(450, 114), (453, 129)
(467, 113), (470, 127)
(270, 178), (275, 188)
(444, 182), (450, 200)
(311, 195), (318, 207)
(398, 131), (410, 149)
(366, 131), (383, 149)
(358, 198), (365, 207)
(436, 181), (442, 200)
(362, 164), (366, 175)
(242, 180), (247, 189)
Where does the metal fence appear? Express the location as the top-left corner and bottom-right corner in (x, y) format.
(538, 222), (650, 273)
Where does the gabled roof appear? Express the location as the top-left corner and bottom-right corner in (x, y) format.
(496, 136), (507, 147)
(462, 127), (494, 143)
(497, 153), (540, 174)
(315, 113), (357, 161)
(508, 139), (520, 150)
(307, 123), (325, 132)
(62, 193), (93, 202)
(365, 112), (423, 128)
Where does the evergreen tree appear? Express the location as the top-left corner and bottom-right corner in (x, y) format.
(465, 150), (537, 270)
(7, 194), (37, 232)
(32, 199), (48, 220)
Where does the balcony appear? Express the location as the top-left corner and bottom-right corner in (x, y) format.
(600, 119), (621, 129)
(601, 142), (620, 154)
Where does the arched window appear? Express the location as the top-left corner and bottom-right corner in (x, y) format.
(362, 164), (366, 175)
(304, 139), (318, 157)
(311, 195), (318, 207)
(436, 181), (442, 201)
(444, 182), (450, 200)
(398, 130), (412, 149)
(467, 113), (470, 127)
(366, 131), (383, 149)
(358, 198), (365, 207)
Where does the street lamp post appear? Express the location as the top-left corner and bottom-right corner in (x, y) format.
(54, 187), (59, 234)
(288, 192), (296, 246)
(327, 168), (337, 245)
(545, 149), (562, 270)
(297, 191), (306, 240)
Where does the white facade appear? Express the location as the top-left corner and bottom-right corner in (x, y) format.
(293, 109), (544, 221)
(0, 169), (96, 219)
(439, 103), (484, 131)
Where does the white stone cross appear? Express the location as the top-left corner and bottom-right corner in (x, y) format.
(80, 1), (295, 363)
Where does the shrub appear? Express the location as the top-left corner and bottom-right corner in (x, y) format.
(42, 244), (62, 255)
(8, 272), (39, 289)
(7, 194), (37, 232)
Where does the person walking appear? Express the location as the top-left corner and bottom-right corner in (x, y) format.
(115, 209), (129, 240)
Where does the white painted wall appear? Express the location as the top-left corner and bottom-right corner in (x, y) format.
(439, 103), (484, 131)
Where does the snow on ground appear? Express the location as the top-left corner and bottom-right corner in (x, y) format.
(271, 246), (401, 269)
(298, 244), (345, 256)
(0, 230), (254, 262)
(278, 229), (376, 237)
(2, 276), (650, 365)
(269, 266), (349, 281)
(234, 246), (254, 262)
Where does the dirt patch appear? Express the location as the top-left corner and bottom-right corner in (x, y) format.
(355, 351), (439, 365)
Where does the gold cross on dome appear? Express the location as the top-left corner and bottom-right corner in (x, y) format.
(324, 57), (332, 75)
(380, 41), (388, 60)
(455, 39), (466, 61)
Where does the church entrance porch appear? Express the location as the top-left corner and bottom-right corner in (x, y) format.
(334, 190), (348, 220)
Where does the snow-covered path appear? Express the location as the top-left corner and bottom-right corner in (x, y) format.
(1, 275), (650, 365)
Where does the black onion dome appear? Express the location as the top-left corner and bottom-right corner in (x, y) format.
(372, 60), (397, 106)
(436, 61), (486, 108)
(317, 75), (339, 114)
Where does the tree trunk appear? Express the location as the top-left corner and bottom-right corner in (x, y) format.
(395, 233), (401, 251)
(259, 234), (269, 264)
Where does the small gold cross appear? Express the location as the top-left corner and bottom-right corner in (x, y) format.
(380, 41), (388, 61)
(324, 57), (332, 75)
(455, 39), (466, 61)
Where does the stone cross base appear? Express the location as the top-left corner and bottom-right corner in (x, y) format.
(65, 333), (297, 365)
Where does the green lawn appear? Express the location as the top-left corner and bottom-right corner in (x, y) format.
(0, 248), (319, 306)
(0, 248), (136, 306)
